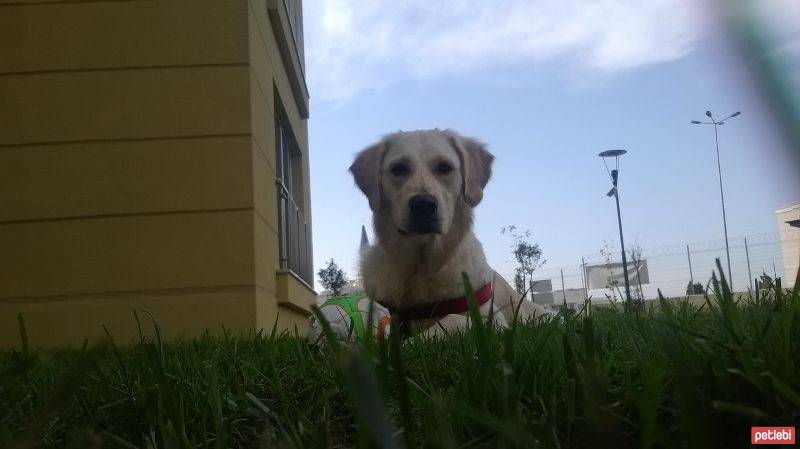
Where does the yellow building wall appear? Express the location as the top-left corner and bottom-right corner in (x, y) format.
(0, 0), (314, 348)
(248, 0), (315, 333)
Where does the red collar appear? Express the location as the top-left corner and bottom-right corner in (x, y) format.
(384, 283), (493, 322)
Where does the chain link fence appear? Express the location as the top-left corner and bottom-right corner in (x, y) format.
(526, 231), (800, 304)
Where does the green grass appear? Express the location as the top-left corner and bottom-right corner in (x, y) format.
(1, 262), (798, 448)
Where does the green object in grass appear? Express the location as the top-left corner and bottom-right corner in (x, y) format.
(320, 295), (366, 340)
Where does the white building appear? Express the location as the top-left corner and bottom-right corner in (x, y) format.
(776, 204), (800, 289)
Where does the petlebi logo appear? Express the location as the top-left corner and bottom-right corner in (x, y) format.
(751, 427), (795, 445)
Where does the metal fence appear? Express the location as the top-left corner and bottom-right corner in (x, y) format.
(527, 231), (800, 304)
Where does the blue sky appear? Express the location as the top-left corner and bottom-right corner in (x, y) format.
(303, 0), (800, 287)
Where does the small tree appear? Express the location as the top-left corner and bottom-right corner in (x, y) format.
(600, 239), (621, 302)
(514, 272), (525, 295)
(318, 258), (347, 297)
(501, 225), (545, 300)
(628, 242), (645, 304)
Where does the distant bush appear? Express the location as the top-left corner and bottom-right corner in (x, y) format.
(686, 281), (705, 295)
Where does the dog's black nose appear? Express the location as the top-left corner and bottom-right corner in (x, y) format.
(408, 194), (438, 219)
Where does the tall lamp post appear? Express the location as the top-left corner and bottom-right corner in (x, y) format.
(599, 149), (633, 310)
(690, 110), (741, 286)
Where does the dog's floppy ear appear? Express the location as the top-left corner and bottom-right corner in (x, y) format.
(349, 141), (386, 211)
(448, 132), (494, 207)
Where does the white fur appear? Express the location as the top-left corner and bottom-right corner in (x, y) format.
(350, 129), (546, 336)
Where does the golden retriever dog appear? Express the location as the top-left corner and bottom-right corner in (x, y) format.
(350, 129), (546, 336)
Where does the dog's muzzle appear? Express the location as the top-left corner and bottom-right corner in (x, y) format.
(406, 194), (440, 235)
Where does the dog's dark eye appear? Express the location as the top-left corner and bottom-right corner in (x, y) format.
(390, 163), (409, 177)
(434, 162), (453, 175)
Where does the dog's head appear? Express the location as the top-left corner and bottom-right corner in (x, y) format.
(350, 129), (494, 239)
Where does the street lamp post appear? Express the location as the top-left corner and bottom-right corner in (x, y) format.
(599, 149), (633, 310)
(690, 110), (741, 286)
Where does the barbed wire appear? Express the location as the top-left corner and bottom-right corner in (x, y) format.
(581, 231), (800, 263)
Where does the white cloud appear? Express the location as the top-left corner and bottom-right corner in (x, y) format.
(304, 0), (707, 102)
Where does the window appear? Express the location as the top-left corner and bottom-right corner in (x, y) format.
(275, 102), (312, 285)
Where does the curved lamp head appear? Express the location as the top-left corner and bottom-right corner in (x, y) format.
(705, 111), (713, 117)
(730, 111), (741, 118)
(599, 149), (628, 158)
(690, 120), (701, 124)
